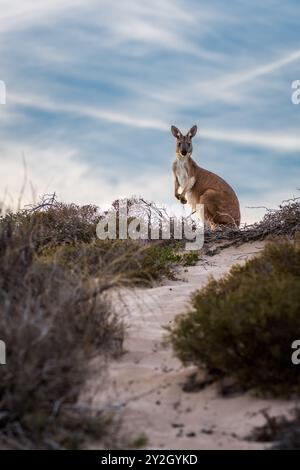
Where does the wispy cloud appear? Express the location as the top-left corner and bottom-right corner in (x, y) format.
(9, 91), (300, 152)
(0, 0), (91, 32)
(217, 49), (300, 89)
(0, 0), (299, 223)
(0, 140), (173, 210)
(200, 128), (300, 152)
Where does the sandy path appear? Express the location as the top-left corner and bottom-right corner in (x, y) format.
(88, 242), (294, 449)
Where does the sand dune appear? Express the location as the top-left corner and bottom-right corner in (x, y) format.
(87, 241), (294, 449)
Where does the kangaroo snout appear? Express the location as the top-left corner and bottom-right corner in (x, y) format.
(180, 144), (188, 156)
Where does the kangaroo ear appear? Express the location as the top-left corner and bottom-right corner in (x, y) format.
(171, 125), (182, 139)
(188, 125), (197, 139)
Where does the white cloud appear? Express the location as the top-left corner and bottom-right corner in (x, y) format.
(1, 139), (297, 225)
(0, 0), (92, 33)
(143, 48), (300, 108)
(9, 91), (300, 152)
(240, 188), (299, 225)
(0, 140), (173, 210)
(200, 128), (300, 152)
(220, 49), (300, 89)
(85, 0), (225, 59)
(9, 91), (168, 129)
(0, 0), (223, 60)
(0, 0), (299, 224)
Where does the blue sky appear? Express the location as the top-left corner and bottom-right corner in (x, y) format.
(0, 0), (300, 223)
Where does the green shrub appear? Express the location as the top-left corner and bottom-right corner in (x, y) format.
(180, 251), (200, 266)
(169, 239), (300, 396)
(40, 240), (196, 287)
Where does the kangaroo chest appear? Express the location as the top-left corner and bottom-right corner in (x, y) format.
(175, 159), (188, 188)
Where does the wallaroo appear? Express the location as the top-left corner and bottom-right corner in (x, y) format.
(171, 125), (240, 229)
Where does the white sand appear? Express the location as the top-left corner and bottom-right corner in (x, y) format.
(87, 242), (295, 449)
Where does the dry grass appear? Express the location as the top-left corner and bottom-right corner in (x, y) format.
(203, 196), (300, 254)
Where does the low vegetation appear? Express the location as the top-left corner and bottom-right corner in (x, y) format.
(3, 193), (298, 447)
(0, 196), (198, 449)
(249, 409), (300, 450)
(169, 237), (300, 396)
(203, 195), (300, 254)
(0, 204), (124, 449)
(40, 240), (198, 286)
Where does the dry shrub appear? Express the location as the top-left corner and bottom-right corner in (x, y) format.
(249, 409), (300, 449)
(0, 196), (196, 448)
(0, 208), (123, 449)
(204, 196), (300, 254)
(5, 200), (100, 251)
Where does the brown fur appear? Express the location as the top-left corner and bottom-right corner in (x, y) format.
(171, 125), (240, 229)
